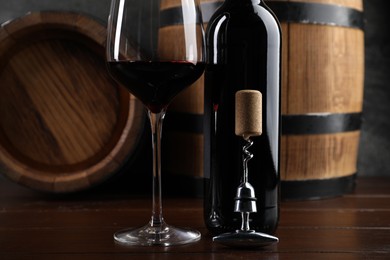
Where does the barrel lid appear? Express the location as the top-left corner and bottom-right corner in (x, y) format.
(0, 12), (146, 193)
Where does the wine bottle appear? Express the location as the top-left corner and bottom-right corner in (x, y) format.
(203, 0), (281, 235)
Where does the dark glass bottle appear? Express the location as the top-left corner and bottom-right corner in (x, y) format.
(203, 0), (281, 235)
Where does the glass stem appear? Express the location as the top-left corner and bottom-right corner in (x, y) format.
(148, 109), (166, 228)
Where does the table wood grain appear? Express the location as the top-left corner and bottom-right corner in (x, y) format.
(0, 177), (389, 259)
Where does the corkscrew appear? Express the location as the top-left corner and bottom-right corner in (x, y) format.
(213, 90), (279, 248)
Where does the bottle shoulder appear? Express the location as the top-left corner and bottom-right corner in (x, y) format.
(207, 2), (280, 31)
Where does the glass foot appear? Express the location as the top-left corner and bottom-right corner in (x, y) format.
(114, 221), (201, 246)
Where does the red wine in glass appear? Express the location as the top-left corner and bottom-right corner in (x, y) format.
(107, 61), (205, 113)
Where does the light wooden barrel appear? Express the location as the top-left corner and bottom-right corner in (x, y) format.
(158, 0), (221, 196)
(160, 0), (364, 199)
(0, 12), (146, 193)
(266, 0), (365, 199)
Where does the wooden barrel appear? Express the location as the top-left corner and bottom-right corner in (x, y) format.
(265, 0), (365, 199)
(0, 12), (146, 193)
(158, 0), (222, 196)
(160, 0), (364, 199)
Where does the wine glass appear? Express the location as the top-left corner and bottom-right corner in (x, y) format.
(106, 0), (205, 246)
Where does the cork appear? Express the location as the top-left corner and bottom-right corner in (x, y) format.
(235, 90), (262, 140)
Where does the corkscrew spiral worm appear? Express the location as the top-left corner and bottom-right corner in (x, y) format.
(242, 138), (254, 183)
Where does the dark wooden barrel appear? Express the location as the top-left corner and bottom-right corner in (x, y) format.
(0, 12), (146, 193)
(266, 0), (365, 199)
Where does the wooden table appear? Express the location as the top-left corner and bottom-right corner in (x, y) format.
(0, 176), (389, 259)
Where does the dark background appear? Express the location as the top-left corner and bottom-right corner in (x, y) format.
(358, 0), (390, 176)
(0, 0), (389, 177)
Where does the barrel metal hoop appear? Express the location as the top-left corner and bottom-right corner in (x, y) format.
(281, 174), (357, 200)
(282, 112), (362, 135)
(266, 1), (365, 30)
(161, 2), (364, 29)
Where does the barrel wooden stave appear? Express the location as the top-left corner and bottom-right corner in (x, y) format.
(281, 131), (360, 180)
(283, 24), (364, 114)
